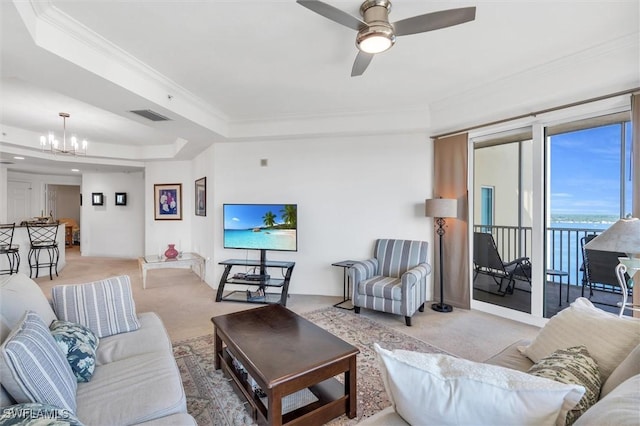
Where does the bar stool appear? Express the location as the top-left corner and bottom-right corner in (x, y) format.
(26, 222), (60, 280)
(0, 223), (20, 275)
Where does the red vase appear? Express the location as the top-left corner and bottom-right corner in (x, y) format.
(164, 244), (178, 259)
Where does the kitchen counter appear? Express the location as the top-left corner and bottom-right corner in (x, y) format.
(2, 224), (66, 277)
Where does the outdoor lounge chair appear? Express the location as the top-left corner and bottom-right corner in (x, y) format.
(580, 234), (633, 310)
(473, 232), (531, 296)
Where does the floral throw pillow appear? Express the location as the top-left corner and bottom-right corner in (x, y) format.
(528, 345), (601, 425)
(50, 320), (99, 383)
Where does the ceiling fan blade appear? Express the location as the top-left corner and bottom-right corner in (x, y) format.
(393, 6), (476, 37)
(296, 0), (366, 31)
(351, 51), (374, 77)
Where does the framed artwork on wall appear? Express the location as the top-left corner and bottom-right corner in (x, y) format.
(154, 183), (182, 220)
(92, 192), (104, 206)
(195, 177), (206, 216)
(115, 192), (127, 206)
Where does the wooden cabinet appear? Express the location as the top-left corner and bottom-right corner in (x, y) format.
(64, 225), (73, 247)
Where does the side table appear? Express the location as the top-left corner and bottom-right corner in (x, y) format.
(332, 260), (356, 310)
(546, 269), (569, 306)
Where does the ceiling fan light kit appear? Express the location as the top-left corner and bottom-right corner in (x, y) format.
(356, 0), (395, 54)
(297, 0), (476, 76)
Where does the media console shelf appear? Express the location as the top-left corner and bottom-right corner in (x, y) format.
(216, 259), (295, 306)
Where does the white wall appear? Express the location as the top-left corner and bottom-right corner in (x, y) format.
(81, 172), (144, 257)
(0, 166), (7, 222)
(144, 161), (193, 258)
(190, 145), (215, 267)
(210, 133), (435, 297)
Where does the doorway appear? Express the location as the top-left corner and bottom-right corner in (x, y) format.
(47, 184), (81, 247)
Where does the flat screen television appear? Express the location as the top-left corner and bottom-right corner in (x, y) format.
(223, 203), (298, 252)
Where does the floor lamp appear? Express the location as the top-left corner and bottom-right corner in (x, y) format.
(425, 198), (458, 313)
(584, 217), (640, 317)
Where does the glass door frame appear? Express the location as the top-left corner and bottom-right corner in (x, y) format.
(466, 93), (630, 327)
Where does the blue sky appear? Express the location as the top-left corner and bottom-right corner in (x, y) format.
(550, 122), (632, 217)
(223, 204), (290, 229)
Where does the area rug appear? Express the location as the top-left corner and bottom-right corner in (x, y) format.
(172, 307), (451, 425)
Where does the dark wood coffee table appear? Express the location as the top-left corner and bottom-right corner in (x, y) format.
(212, 304), (359, 426)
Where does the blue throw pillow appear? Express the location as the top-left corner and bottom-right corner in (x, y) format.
(50, 320), (99, 383)
(0, 403), (84, 425)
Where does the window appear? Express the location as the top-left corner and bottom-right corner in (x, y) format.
(480, 186), (494, 232)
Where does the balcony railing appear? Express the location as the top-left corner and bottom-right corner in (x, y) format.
(473, 224), (605, 288)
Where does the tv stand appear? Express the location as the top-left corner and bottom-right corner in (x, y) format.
(216, 259), (295, 306)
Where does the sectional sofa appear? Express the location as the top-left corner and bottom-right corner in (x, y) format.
(363, 298), (640, 425)
(0, 273), (195, 425)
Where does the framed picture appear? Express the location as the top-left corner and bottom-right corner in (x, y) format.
(91, 192), (104, 206)
(154, 183), (182, 220)
(195, 177), (206, 216)
(115, 192), (127, 206)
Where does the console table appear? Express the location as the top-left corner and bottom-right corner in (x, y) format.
(138, 253), (205, 289)
(216, 259), (295, 306)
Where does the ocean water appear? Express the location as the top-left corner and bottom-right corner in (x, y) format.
(224, 229), (297, 251)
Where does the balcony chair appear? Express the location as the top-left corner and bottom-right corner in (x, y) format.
(473, 232), (531, 296)
(26, 222), (60, 280)
(580, 234), (633, 312)
(0, 223), (20, 275)
(349, 239), (431, 326)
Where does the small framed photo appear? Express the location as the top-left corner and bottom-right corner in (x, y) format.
(154, 183), (182, 220)
(195, 177), (206, 216)
(115, 192), (127, 206)
(91, 192), (104, 206)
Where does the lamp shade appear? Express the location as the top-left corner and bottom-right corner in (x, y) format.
(584, 218), (640, 255)
(425, 198), (458, 219)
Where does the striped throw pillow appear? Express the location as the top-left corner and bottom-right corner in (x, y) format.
(0, 311), (77, 413)
(51, 276), (140, 338)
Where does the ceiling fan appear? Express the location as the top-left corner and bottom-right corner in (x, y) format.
(296, 0), (476, 77)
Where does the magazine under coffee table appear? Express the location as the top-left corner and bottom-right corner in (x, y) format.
(212, 304), (359, 426)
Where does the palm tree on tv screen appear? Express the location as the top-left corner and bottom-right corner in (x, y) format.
(281, 205), (297, 228)
(262, 211), (277, 228)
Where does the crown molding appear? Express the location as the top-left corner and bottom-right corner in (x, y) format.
(13, 0), (229, 136)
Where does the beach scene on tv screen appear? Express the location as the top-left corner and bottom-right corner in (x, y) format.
(224, 204), (297, 251)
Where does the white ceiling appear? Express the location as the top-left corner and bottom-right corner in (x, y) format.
(1, 0), (638, 176)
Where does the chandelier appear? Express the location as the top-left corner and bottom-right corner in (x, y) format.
(40, 112), (88, 156)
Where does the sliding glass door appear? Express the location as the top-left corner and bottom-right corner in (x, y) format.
(472, 129), (534, 314)
(545, 113), (633, 317)
(469, 96), (635, 324)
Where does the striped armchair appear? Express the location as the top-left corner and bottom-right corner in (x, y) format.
(349, 239), (431, 326)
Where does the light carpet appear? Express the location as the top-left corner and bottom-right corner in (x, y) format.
(173, 306), (451, 425)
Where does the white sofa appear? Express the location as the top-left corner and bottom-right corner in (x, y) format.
(0, 273), (196, 425)
(361, 298), (640, 426)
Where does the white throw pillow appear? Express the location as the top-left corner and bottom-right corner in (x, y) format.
(600, 344), (640, 398)
(519, 298), (640, 382)
(374, 344), (584, 426)
(51, 275), (140, 338)
(573, 375), (640, 426)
